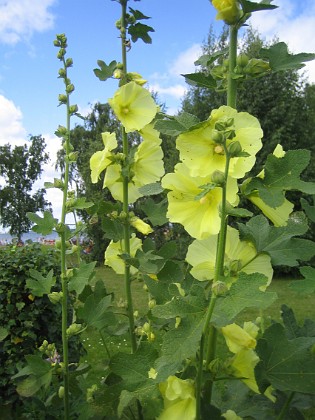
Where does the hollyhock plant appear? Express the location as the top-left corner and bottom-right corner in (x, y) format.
(90, 131), (118, 184)
(162, 163), (239, 239)
(176, 106), (263, 179)
(108, 81), (157, 133)
(186, 226), (273, 289)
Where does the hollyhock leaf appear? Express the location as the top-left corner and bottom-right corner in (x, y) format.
(27, 211), (58, 235)
(102, 217), (124, 241)
(239, 0), (277, 13)
(289, 266), (315, 294)
(68, 262), (96, 295)
(94, 59), (117, 81)
(154, 316), (205, 381)
(152, 293), (207, 319)
(155, 112), (200, 137)
(280, 304), (315, 339)
(226, 204), (253, 218)
(129, 8), (151, 20)
(255, 323), (315, 394)
(128, 22), (154, 44)
(142, 198), (168, 226)
(238, 213), (315, 266)
(245, 150), (315, 208)
(260, 42), (315, 72)
(26, 269), (55, 297)
(194, 49), (229, 67)
(77, 294), (114, 330)
(301, 196), (315, 222)
(212, 272), (277, 327)
(0, 327), (8, 342)
(182, 72), (217, 89)
(138, 182), (164, 196)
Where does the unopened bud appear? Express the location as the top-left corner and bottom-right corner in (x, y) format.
(212, 281), (228, 296)
(211, 170), (226, 186)
(148, 299), (156, 309)
(211, 129), (224, 144)
(66, 323), (83, 336)
(236, 53), (249, 68)
(227, 141), (242, 157)
(58, 386), (65, 399)
(48, 291), (63, 304)
(65, 58), (73, 68)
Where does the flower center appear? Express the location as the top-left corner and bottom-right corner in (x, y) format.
(122, 107), (130, 114)
(214, 144), (224, 155)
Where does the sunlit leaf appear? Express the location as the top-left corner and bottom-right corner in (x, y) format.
(27, 211), (58, 235)
(68, 262), (96, 295)
(93, 60), (117, 81)
(182, 72), (217, 89)
(26, 269), (56, 297)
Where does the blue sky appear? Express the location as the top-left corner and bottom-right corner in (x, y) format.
(0, 0), (314, 224)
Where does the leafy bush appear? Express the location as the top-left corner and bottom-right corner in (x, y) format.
(0, 242), (81, 408)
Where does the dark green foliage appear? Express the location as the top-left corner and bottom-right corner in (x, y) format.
(0, 135), (50, 241)
(0, 243), (81, 408)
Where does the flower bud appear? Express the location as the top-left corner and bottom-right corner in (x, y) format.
(244, 58), (270, 77)
(65, 58), (73, 68)
(58, 94), (67, 104)
(58, 386), (65, 399)
(57, 48), (66, 59)
(211, 170), (226, 186)
(66, 323), (83, 336)
(212, 281), (228, 296)
(55, 125), (68, 137)
(66, 83), (75, 94)
(58, 68), (66, 78)
(236, 53), (249, 68)
(48, 291), (63, 304)
(148, 299), (156, 309)
(130, 216), (153, 235)
(227, 141), (242, 157)
(113, 69), (123, 79)
(69, 105), (78, 115)
(211, 129), (225, 144)
(68, 151), (78, 162)
(115, 19), (122, 29)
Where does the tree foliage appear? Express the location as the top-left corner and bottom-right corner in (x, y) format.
(0, 135), (50, 240)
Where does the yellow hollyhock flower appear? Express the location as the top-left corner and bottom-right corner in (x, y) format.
(104, 234), (142, 275)
(104, 125), (164, 203)
(176, 106), (263, 179)
(158, 376), (196, 420)
(90, 132), (117, 184)
(186, 226), (273, 288)
(212, 0), (242, 25)
(245, 144), (293, 226)
(108, 81), (157, 133)
(162, 163), (239, 239)
(231, 348), (260, 393)
(221, 322), (258, 354)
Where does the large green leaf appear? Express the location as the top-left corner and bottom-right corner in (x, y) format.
(244, 150), (315, 208)
(26, 269), (56, 297)
(152, 290), (207, 319)
(68, 261), (96, 295)
(77, 293), (114, 330)
(212, 273), (277, 327)
(128, 23), (154, 44)
(260, 42), (315, 72)
(27, 211), (58, 235)
(154, 112), (200, 137)
(289, 266), (315, 294)
(110, 345), (162, 418)
(255, 323), (315, 394)
(0, 327), (9, 342)
(182, 72), (217, 89)
(238, 213), (315, 266)
(138, 182), (164, 196)
(154, 316), (205, 381)
(93, 60), (117, 82)
(141, 198), (168, 226)
(301, 196), (315, 222)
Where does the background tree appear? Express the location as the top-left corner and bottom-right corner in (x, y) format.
(0, 135), (50, 241)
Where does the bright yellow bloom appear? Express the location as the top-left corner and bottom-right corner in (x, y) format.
(176, 106), (263, 179)
(104, 125), (164, 203)
(221, 322), (258, 354)
(212, 0), (242, 25)
(162, 163), (239, 239)
(90, 132), (117, 184)
(245, 144), (293, 226)
(104, 234), (142, 275)
(130, 216), (153, 235)
(108, 81), (157, 133)
(158, 376), (196, 420)
(186, 226), (273, 289)
(231, 348), (260, 393)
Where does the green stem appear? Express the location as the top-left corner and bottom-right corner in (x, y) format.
(227, 25), (238, 109)
(60, 60), (71, 420)
(119, 0), (137, 355)
(276, 392), (295, 420)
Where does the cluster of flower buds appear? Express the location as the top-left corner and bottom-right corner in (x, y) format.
(39, 340), (61, 365)
(136, 322), (155, 342)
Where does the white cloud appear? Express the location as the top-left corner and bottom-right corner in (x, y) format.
(149, 43), (202, 113)
(0, 0), (56, 45)
(0, 95), (26, 146)
(249, 0), (315, 82)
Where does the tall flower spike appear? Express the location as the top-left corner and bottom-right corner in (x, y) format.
(108, 81), (157, 133)
(162, 163), (239, 240)
(90, 132), (118, 183)
(186, 226), (273, 289)
(176, 106), (263, 179)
